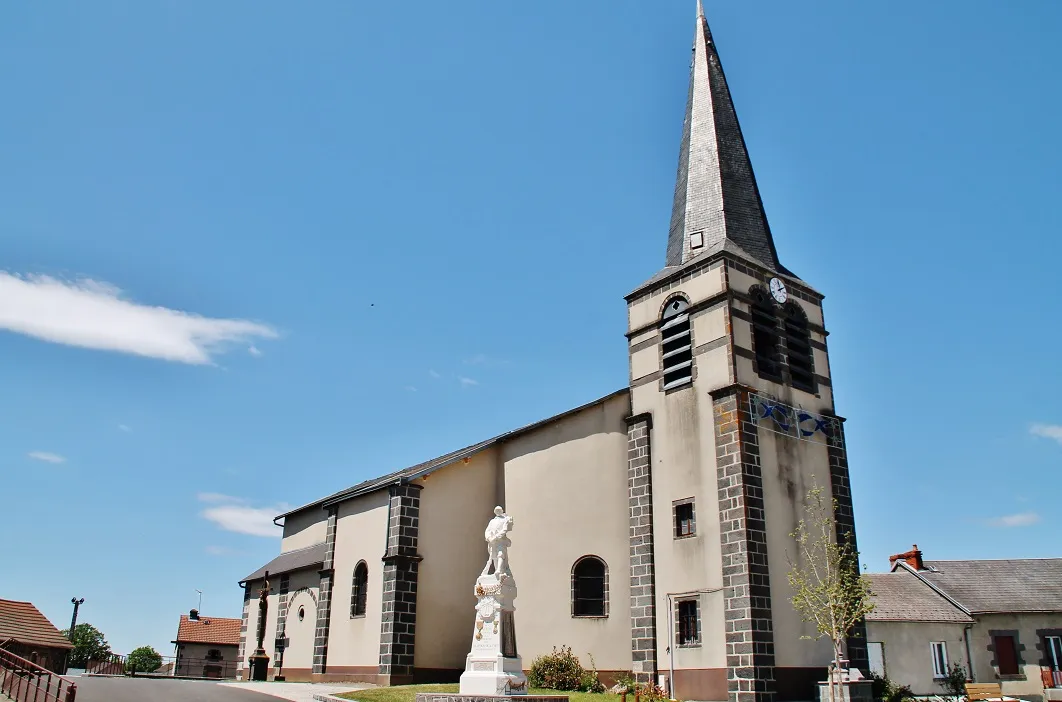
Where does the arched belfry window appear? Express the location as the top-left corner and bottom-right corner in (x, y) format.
(351, 561), (368, 617)
(571, 556), (608, 618)
(661, 297), (693, 390)
(784, 302), (815, 392)
(750, 288), (781, 380)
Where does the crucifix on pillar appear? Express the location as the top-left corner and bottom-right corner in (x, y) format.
(248, 571), (271, 681)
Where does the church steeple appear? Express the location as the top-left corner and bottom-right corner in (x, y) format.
(666, 2), (782, 271)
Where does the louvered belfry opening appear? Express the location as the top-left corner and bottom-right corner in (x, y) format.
(661, 297), (693, 389)
(784, 303), (815, 392)
(751, 289), (781, 380)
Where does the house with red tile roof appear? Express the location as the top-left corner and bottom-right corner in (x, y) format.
(0, 598), (74, 674)
(171, 611), (241, 679)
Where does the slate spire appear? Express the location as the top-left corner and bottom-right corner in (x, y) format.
(665, 2), (782, 270)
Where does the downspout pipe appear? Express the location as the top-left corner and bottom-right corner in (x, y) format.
(964, 624), (975, 683)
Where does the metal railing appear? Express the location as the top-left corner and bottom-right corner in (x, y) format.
(0, 648), (77, 702)
(86, 653), (237, 680)
(85, 655), (124, 676)
(1043, 668), (1062, 689)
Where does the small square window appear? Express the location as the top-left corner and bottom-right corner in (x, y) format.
(674, 500), (695, 538)
(690, 231), (704, 249)
(677, 600), (700, 646)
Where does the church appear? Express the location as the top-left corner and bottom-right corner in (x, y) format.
(237, 5), (864, 701)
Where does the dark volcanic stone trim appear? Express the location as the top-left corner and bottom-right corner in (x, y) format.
(824, 418), (868, 674)
(238, 586), (251, 674)
(275, 574), (290, 670)
(312, 507), (338, 674)
(713, 388), (776, 702)
(626, 413), (658, 684)
(379, 483), (424, 678)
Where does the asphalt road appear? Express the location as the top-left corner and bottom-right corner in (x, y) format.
(72, 677), (286, 702)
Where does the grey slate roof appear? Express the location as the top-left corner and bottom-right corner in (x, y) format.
(276, 388), (630, 521)
(665, 3), (783, 273)
(918, 559), (1062, 614)
(865, 570), (973, 623)
(240, 542), (325, 585)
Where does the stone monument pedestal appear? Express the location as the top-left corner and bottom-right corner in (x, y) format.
(459, 574), (527, 696)
(248, 651), (270, 682)
(818, 669), (872, 702)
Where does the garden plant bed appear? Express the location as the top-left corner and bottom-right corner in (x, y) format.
(336, 684), (623, 702)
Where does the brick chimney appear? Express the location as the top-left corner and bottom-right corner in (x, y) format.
(889, 544), (924, 571)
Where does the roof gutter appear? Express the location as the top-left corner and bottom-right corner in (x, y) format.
(894, 560), (972, 616)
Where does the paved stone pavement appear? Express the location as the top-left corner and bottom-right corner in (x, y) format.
(73, 676), (282, 702)
(221, 681), (370, 702)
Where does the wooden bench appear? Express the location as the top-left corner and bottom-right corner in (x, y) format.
(966, 683), (1004, 701)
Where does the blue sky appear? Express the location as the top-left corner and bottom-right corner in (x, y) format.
(1, 1), (1060, 657)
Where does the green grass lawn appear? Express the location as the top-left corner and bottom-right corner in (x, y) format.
(335, 683), (624, 702)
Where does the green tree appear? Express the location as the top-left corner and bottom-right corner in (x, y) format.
(787, 481), (875, 702)
(126, 646), (163, 674)
(59, 623), (111, 668)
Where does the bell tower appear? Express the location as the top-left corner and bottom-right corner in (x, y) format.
(623, 4), (865, 702)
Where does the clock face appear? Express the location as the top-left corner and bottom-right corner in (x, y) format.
(769, 277), (788, 304)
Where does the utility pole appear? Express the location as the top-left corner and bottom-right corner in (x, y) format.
(69, 598), (85, 641)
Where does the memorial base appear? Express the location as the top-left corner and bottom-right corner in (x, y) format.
(248, 652), (270, 682)
(818, 680), (872, 702)
(418, 694), (567, 702)
(459, 654), (528, 696)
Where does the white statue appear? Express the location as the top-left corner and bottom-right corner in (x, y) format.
(481, 506), (514, 577)
(460, 506), (526, 696)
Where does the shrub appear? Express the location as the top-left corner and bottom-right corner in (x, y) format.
(614, 672), (639, 694)
(871, 673), (915, 702)
(528, 646), (584, 691)
(579, 654), (606, 693)
(638, 682), (669, 702)
(937, 663), (968, 700)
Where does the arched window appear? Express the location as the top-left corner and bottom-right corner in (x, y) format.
(784, 303), (815, 392)
(351, 561), (368, 617)
(660, 297), (693, 389)
(750, 288), (780, 379)
(571, 556), (608, 617)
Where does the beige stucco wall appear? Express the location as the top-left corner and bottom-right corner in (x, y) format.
(865, 620), (971, 696)
(282, 509), (328, 553)
(627, 262), (725, 334)
(757, 426), (835, 668)
(326, 490), (391, 669)
(281, 569), (322, 671)
(969, 612), (1062, 699)
(501, 392), (633, 673)
(414, 448), (499, 670)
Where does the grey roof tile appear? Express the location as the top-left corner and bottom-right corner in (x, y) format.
(919, 559), (1062, 614)
(240, 542), (326, 585)
(865, 570), (973, 623)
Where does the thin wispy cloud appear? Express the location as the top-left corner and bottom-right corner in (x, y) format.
(198, 493), (288, 538)
(1030, 423), (1062, 445)
(205, 545), (238, 557)
(118, 424), (132, 433)
(458, 376), (479, 387)
(988, 512), (1041, 528)
(463, 353), (510, 367)
(28, 451), (66, 464)
(429, 369), (442, 379)
(0, 272), (277, 365)
(248, 345), (263, 357)
(404, 386), (417, 392)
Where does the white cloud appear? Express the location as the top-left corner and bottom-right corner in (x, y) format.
(196, 492), (245, 504)
(0, 272), (277, 365)
(198, 493), (287, 538)
(1030, 424), (1062, 445)
(404, 386), (417, 392)
(989, 512), (1042, 528)
(458, 376), (479, 387)
(28, 451), (66, 464)
(248, 345), (263, 357)
(205, 545), (237, 556)
(118, 424), (132, 432)
(428, 369), (442, 379)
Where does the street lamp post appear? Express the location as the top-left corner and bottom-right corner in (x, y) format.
(69, 598), (85, 641)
